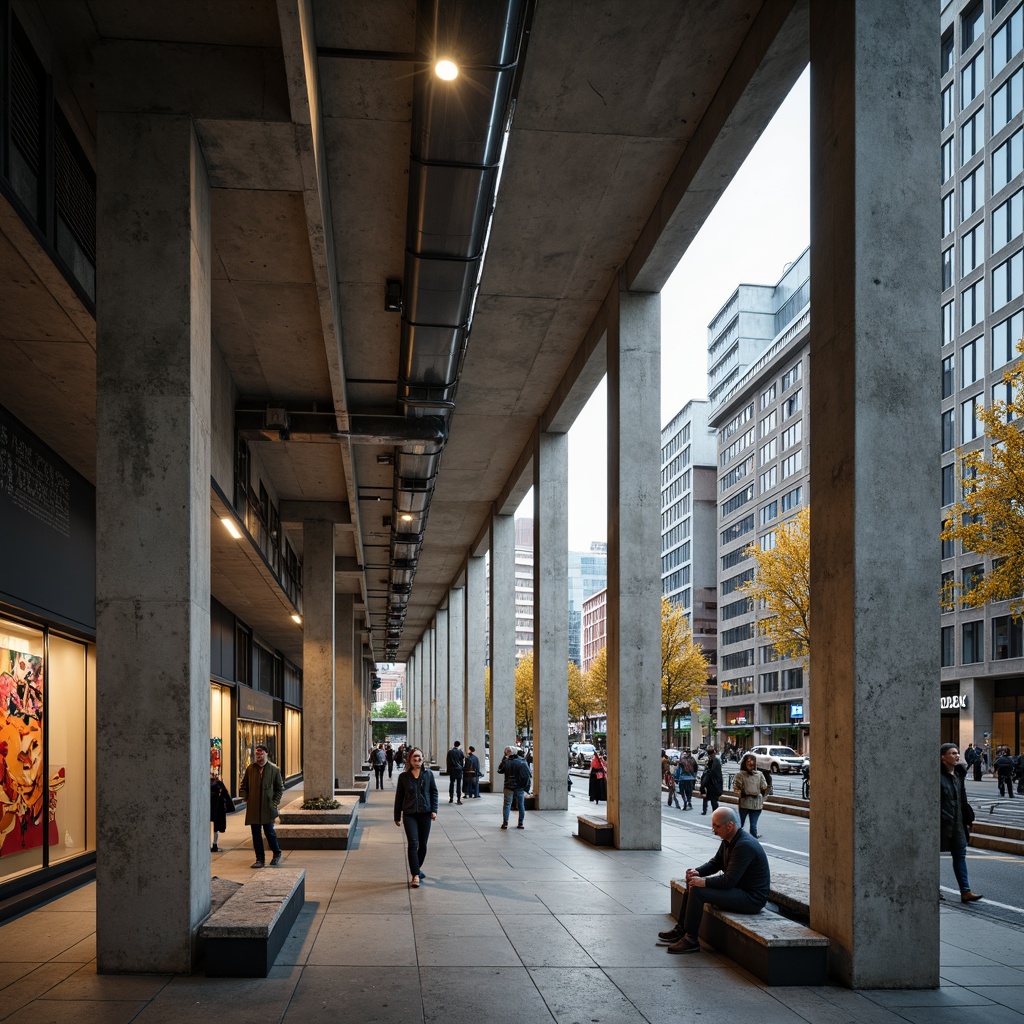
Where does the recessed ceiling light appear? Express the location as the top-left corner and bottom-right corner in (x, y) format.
(221, 517), (242, 540)
(435, 58), (458, 80)
(291, 614), (302, 625)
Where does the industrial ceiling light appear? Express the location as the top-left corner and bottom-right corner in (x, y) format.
(400, 513), (414, 522)
(221, 517), (242, 540)
(291, 614), (302, 625)
(434, 58), (458, 80)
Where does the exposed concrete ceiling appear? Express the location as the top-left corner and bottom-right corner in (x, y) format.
(0, 0), (807, 667)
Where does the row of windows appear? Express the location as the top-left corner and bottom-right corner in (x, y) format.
(719, 402), (754, 444)
(942, 128), (1023, 239)
(721, 513), (755, 545)
(721, 546), (749, 571)
(721, 485), (753, 518)
(663, 520), (690, 550)
(721, 597), (752, 621)
(721, 649), (755, 671)
(942, 614), (1024, 666)
(721, 623), (755, 646)
(759, 668), (804, 693)
(943, 377), (1024, 453)
(720, 675), (755, 696)
(663, 565), (691, 593)
(721, 568), (754, 597)
(720, 455), (754, 492)
(721, 426), (755, 467)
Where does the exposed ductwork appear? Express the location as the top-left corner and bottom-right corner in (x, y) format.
(380, 0), (530, 659)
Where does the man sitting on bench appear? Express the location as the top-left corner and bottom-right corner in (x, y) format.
(658, 806), (770, 954)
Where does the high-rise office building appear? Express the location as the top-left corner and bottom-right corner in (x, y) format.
(708, 249), (811, 754)
(940, 0), (1024, 754)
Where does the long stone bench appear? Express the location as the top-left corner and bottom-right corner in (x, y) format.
(669, 875), (826, 985)
(336, 784), (369, 803)
(576, 814), (614, 846)
(200, 868), (305, 977)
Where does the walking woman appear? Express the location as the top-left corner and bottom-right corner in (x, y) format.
(588, 750), (608, 803)
(394, 747), (438, 888)
(733, 753), (769, 837)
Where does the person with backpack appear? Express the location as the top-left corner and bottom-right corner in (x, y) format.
(370, 742), (387, 789)
(675, 750), (698, 810)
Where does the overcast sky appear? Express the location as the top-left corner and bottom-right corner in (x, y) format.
(543, 67), (812, 551)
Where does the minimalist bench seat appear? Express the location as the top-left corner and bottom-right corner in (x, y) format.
(669, 875), (825, 985)
(576, 814), (613, 846)
(200, 868), (305, 977)
(336, 784), (369, 803)
(276, 824), (350, 849)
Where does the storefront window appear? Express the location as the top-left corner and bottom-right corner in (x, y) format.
(0, 618), (93, 886)
(211, 682), (231, 793)
(285, 707), (302, 778)
(237, 719), (279, 789)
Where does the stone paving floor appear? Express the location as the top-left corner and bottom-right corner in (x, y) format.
(1, 775), (1023, 1024)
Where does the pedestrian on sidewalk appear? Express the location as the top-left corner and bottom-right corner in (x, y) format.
(498, 745), (531, 829)
(589, 751), (607, 804)
(665, 762), (681, 808)
(699, 747), (723, 815)
(993, 746), (1016, 798)
(676, 750), (697, 810)
(446, 740), (466, 804)
(940, 743), (983, 903)
(239, 743), (284, 868)
(732, 753), (769, 838)
(385, 742), (395, 778)
(463, 745), (481, 797)
(210, 769), (233, 852)
(394, 746), (437, 888)
(371, 742), (387, 789)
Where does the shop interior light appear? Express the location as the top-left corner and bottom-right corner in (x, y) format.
(400, 512), (414, 522)
(221, 517), (242, 540)
(435, 58), (458, 80)
(291, 613), (302, 625)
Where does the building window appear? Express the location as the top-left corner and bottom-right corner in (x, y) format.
(962, 564), (984, 606)
(781, 420), (802, 450)
(782, 668), (804, 691)
(961, 280), (984, 331)
(942, 409), (955, 452)
(962, 1), (984, 51)
(760, 383), (776, 409)
(962, 165), (985, 220)
(760, 672), (780, 693)
(961, 394), (984, 443)
(942, 28), (954, 73)
(942, 463), (955, 506)
(759, 438), (777, 464)
(993, 309), (1024, 368)
(962, 336), (983, 387)
(781, 451), (803, 479)
(942, 83), (954, 128)
(943, 299), (955, 346)
(943, 354), (955, 398)
(721, 513), (755, 544)
(943, 192), (955, 238)
(942, 137), (955, 185)
(760, 500), (779, 525)
(992, 67), (1023, 136)
(992, 249), (1023, 310)
(943, 246), (954, 291)
(961, 107), (984, 163)
(993, 615), (1024, 659)
(759, 467), (777, 492)
(993, 128), (1023, 194)
(781, 485), (802, 512)
(962, 223), (985, 278)
(759, 532), (776, 552)
(961, 51), (984, 108)
(942, 523), (956, 560)
(962, 620), (984, 663)
(993, 189), (1023, 252)
(993, 3), (1023, 75)
(781, 362), (802, 390)
(941, 625), (955, 668)
(993, 377), (1020, 420)
(783, 389), (802, 418)
(759, 409), (777, 437)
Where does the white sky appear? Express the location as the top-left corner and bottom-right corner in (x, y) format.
(544, 67), (812, 551)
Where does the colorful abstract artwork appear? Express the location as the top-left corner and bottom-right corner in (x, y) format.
(1, 648), (63, 857)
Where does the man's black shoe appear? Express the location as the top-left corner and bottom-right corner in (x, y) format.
(657, 926), (683, 942)
(270, 854), (282, 866)
(666, 937), (701, 955)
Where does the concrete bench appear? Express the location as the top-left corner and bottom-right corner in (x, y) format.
(669, 876), (825, 985)
(336, 784), (369, 804)
(576, 814), (613, 846)
(200, 868), (305, 977)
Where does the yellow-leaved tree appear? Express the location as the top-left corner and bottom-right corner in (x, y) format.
(741, 505), (810, 663)
(943, 344), (1024, 613)
(514, 652), (533, 736)
(571, 653), (607, 737)
(661, 597), (711, 747)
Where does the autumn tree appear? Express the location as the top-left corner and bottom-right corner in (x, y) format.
(572, 654), (607, 736)
(943, 346), (1024, 614)
(661, 597), (712, 746)
(514, 652), (533, 736)
(741, 505), (810, 663)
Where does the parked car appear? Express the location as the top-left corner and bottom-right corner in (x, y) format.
(570, 742), (596, 767)
(663, 748), (681, 764)
(745, 745), (806, 774)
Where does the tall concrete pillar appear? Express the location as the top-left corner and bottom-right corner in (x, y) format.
(435, 608), (450, 759)
(534, 432), (569, 809)
(606, 282), (662, 850)
(490, 514), (517, 785)
(95, 113), (211, 972)
(334, 594), (355, 786)
(449, 588), (466, 748)
(423, 627), (434, 758)
(809, 0), (939, 987)
(412, 640), (422, 747)
(303, 520), (335, 800)
(466, 555), (488, 754)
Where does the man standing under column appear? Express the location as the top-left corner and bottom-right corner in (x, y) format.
(499, 746), (531, 830)
(446, 740), (465, 804)
(239, 743), (284, 868)
(657, 807), (769, 954)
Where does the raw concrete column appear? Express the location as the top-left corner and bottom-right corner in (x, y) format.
(606, 282), (662, 850)
(490, 514), (517, 785)
(466, 555), (488, 754)
(302, 520), (335, 800)
(534, 432), (569, 809)
(423, 627), (434, 757)
(809, 0), (939, 988)
(95, 113), (211, 973)
(449, 588), (466, 747)
(334, 594), (355, 786)
(435, 608), (450, 759)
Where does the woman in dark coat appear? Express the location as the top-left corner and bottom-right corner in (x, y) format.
(588, 751), (607, 803)
(394, 747), (438, 887)
(940, 743), (982, 903)
(210, 771), (233, 852)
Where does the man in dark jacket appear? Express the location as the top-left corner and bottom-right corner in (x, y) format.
(239, 743), (285, 868)
(993, 747), (1016, 798)
(940, 743), (982, 902)
(700, 747), (724, 814)
(498, 746), (531, 829)
(446, 740), (466, 804)
(658, 807), (770, 954)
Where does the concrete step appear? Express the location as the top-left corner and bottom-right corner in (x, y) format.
(276, 824), (350, 849)
(717, 792), (809, 819)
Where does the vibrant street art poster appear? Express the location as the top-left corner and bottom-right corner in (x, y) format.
(0, 648), (62, 857)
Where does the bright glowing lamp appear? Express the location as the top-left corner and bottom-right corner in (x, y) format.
(221, 517), (242, 539)
(435, 58), (458, 81)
